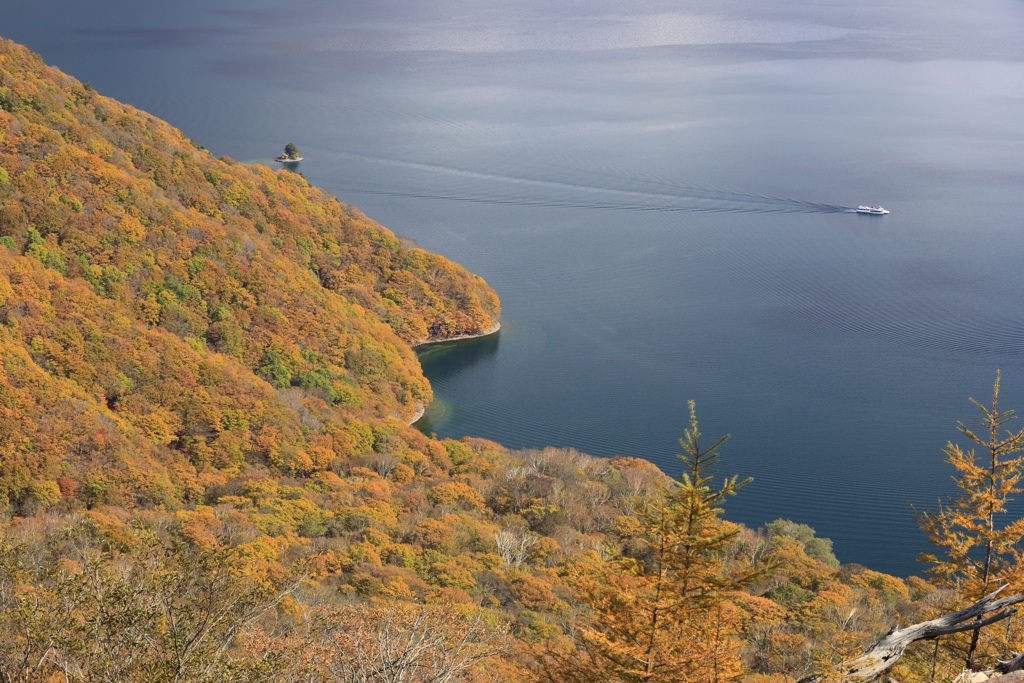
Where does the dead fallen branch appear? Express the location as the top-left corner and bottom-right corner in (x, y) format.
(797, 587), (1024, 682)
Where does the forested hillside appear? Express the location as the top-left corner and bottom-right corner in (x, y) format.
(0, 37), (498, 510)
(2, 38), (1024, 683)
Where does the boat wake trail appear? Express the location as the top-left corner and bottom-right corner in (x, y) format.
(329, 150), (852, 215)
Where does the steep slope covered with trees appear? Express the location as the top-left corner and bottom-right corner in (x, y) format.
(0, 37), (498, 511)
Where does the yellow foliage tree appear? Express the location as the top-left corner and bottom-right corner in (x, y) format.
(543, 402), (755, 683)
(916, 371), (1024, 669)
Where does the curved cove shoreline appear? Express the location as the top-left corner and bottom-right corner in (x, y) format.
(407, 321), (501, 425)
(412, 320), (502, 351)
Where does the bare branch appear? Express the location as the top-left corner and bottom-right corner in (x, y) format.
(798, 588), (1024, 682)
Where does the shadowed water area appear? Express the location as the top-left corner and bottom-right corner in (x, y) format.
(7, 0), (1024, 576)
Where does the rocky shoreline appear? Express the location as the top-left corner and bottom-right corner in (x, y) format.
(411, 320), (501, 351)
(408, 401), (427, 426)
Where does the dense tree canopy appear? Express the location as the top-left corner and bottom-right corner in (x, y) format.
(0, 37), (499, 512)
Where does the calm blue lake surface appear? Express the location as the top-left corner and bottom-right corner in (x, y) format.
(6, 0), (1024, 576)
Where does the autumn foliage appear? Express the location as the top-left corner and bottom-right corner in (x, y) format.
(4, 37), (1024, 683)
(0, 37), (498, 514)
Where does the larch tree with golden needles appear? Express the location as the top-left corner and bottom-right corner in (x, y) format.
(916, 371), (1024, 670)
(544, 401), (755, 683)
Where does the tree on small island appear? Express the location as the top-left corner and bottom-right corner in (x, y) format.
(277, 142), (301, 161)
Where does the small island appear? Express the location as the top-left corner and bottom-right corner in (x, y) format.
(275, 142), (303, 163)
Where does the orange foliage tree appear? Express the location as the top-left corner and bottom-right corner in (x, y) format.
(916, 371), (1024, 669)
(542, 402), (756, 683)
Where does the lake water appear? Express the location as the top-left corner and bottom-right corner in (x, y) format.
(6, 0), (1024, 576)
